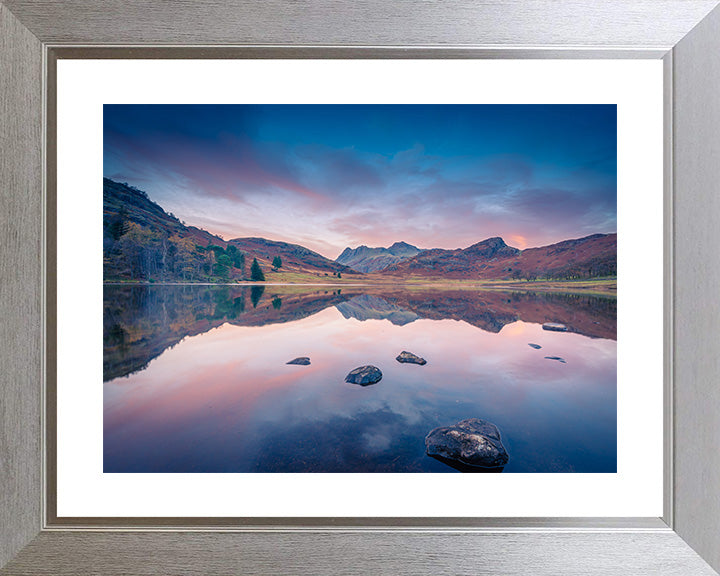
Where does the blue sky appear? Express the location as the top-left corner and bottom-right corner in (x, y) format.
(104, 104), (617, 258)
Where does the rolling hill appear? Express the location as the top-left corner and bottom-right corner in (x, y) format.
(228, 236), (351, 277)
(103, 178), (353, 282)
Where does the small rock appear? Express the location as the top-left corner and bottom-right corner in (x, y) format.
(286, 357), (311, 365)
(396, 351), (427, 365)
(345, 365), (382, 386)
(543, 322), (568, 332)
(544, 356), (567, 363)
(425, 418), (509, 469)
(528, 343), (542, 349)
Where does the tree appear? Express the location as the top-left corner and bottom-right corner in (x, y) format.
(168, 235), (200, 281)
(227, 244), (246, 271)
(108, 206), (129, 240)
(213, 254), (233, 279)
(250, 258), (265, 281)
(115, 222), (163, 280)
(272, 255), (282, 269)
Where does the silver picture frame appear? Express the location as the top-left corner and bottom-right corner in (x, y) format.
(2, 1), (720, 574)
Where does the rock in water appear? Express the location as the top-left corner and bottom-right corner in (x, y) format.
(425, 418), (509, 469)
(542, 322), (568, 332)
(528, 343), (542, 349)
(345, 365), (382, 386)
(396, 351), (427, 365)
(287, 357), (311, 365)
(544, 356), (567, 364)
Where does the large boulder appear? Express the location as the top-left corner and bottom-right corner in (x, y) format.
(542, 322), (568, 332)
(287, 357), (311, 365)
(345, 365), (382, 386)
(425, 418), (509, 469)
(396, 351), (427, 365)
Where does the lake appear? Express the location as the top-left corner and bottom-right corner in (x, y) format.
(103, 284), (617, 473)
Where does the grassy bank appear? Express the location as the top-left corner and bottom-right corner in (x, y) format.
(105, 274), (617, 297)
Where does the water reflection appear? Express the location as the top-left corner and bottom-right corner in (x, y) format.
(104, 284), (616, 382)
(104, 284), (617, 473)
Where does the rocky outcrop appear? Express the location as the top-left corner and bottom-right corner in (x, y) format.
(542, 322), (568, 332)
(425, 418), (509, 469)
(528, 343), (542, 349)
(287, 357), (311, 365)
(544, 356), (567, 363)
(396, 351), (427, 365)
(345, 365), (383, 386)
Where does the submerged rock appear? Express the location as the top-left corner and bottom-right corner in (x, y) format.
(286, 357), (311, 366)
(425, 418), (509, 469)
(396, 351), (427, 365)
(542, 322), (568, 332)
(528, 343), (542, 349)
(345, 365), (383, 386)
(544, 356), (567, 364)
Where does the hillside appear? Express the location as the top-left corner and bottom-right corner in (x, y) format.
(103, 178), (352, 282)
(381, 234), (616, 281)
(230, 237), (350, 277)
(336, 241), (422, 272)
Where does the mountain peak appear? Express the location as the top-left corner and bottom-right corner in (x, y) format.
(336, 241), (423, 273)
(468, 236), (506, 248)
(387, 241), (422, 257)
(389, 240), (413, 249)
(463, 237), (519, 259)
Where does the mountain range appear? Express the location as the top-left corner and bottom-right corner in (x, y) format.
(336, 241), (423, 272)
(380, 234), (616, 281)
(104, 178), (616, 283)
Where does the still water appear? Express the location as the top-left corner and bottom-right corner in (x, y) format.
(104, 284), (617, 473)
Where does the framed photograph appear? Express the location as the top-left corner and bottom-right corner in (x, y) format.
(2, 2), (720, 575)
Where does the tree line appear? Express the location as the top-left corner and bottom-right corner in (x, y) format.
(104, 213), (269, 283)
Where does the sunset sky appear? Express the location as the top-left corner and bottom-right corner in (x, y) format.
(103, 104), (617, 259)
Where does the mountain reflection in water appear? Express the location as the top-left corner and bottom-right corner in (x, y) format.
(104, 284), (617, 473)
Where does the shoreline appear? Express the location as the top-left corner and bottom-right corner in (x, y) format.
(103, 278), (617, 297)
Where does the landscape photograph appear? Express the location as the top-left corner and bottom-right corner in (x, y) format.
(103, 104), (617, 473)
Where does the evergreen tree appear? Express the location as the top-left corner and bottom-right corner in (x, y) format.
(227, 244), (246, 270)
(272, 255), (282, 269)
(109, 207), (129, 240)
(250, 285), (264, 308)
(250, 258), (265, 281)
(213, 254), (233, 279)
